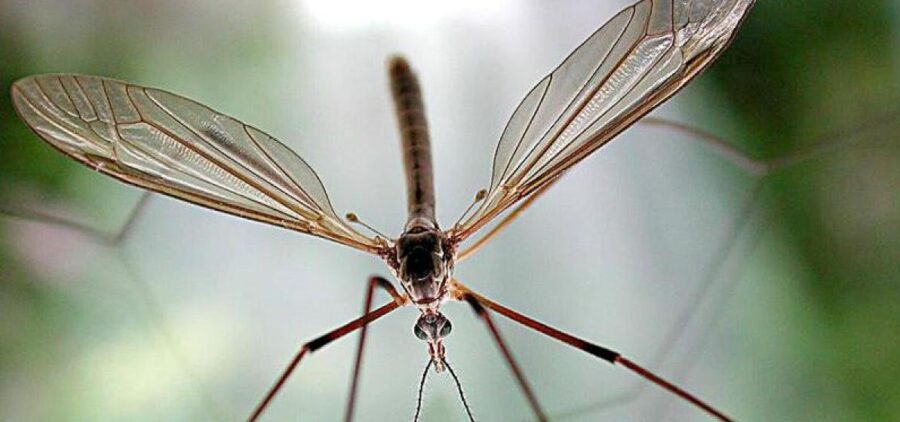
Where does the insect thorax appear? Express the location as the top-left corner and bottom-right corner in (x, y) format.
(394, 226), (454, 306)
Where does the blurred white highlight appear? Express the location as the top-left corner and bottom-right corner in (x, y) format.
(299, 0), (515, 31)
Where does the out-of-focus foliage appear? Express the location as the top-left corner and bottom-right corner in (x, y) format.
(705, 1), (900, 420)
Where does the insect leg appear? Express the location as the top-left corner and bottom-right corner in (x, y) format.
(460, 293), (547, 422)
(555, 180), (767, 419)
(458, 109), (898, 263)
(344, 276), (403, 422)
(0, 191), (152, 246)
(638, 107), (900, 177)
(451, 280), (734, 422)
(248, 278), (405, 422)
(1, 190), (226, 417)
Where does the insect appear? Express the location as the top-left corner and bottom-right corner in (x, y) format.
(9, 0), (756, 420)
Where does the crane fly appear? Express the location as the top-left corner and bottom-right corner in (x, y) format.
(9, 0), (755, 420)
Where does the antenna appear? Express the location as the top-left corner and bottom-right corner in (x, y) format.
(413, 360), (432, 422)
(444, 359), (475, 422)
(413, 359), (475, 422)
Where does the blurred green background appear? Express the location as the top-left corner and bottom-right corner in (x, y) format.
(1, 1), (898, 421)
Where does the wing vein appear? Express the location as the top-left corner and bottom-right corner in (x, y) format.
(12, 74), (381, 254)
(497, 75), (552, 189)
(72, 75), (101, 121)
(17, 87), (88, 149)
(504, 4), (643, 189)
(529, 40), (677, 182)
(138, 117), (301, 218)
(240, 124), (319, 211)
(452, 0), (756, 247)
(139, 89), (313, 219)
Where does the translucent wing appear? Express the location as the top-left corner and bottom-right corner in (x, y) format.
(11, 74), (383, 254)
(451, 0), (755, 242)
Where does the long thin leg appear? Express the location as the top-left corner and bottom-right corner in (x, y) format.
(451, 280), (733, 422)
(554, 181), (767, 420)
(0, 191), (152, 246)
(457, 111), (899, 262)
(461, 294), (547, 422)
(2, 191), (225, 418)
(647, 201), (770, 421)
(344, 276), (403, 422)
(248, 282), (405, 422)
(639, 108), (900, 176)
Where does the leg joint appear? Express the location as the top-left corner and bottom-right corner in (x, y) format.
(462, 294), (487, 316)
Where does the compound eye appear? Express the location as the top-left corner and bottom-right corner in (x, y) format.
(439, 319), (452, 338)
(414, 322), (428, 340)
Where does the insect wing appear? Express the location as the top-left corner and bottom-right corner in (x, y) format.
(11, 74), (382, 254)
(452, 0), (755, 242)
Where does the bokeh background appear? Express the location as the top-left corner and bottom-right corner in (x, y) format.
(1, 1), (898, 421)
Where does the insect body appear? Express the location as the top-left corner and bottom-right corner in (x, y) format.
(10, 0), (756, 420)
(386, 57), (459, 371)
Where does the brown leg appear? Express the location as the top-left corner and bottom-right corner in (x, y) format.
(344, 276), (403, 422)
(461, 294), (547, 422)
(248, 278), (404, 422)
(453, 280), (734, 422)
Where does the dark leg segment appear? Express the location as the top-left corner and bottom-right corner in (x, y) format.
(456, 283), (734, 422)
(344, 277), (402, 422)
(248, 278), (403, 422)
(462, 294), (547, 422)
